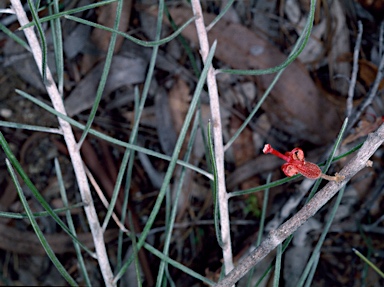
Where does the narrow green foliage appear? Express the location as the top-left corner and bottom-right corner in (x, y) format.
(128, 212), (143, 287)
(114, 0), (167, 280)
(206, 0), (236, 30)
(224, 65), (288, 150)
(3, 0), (361, 285)
(164, 4), (200, 77)
(257, 174), (271, 246)
(0, 23), (30, 51)
(0, 203), (84, 219)
(27, 0), (48, 80)
(245, 174), (271, 286)
(101, 145), (131, 231)
(207, 120), (223, 248)
(297, 186), (346, 286)
(353, 249), (384, 279)
(304, 254), (319, 287)
(156, 111), (201, 286)
(50, 0), (64, 94)
(143, 242), (215, 286)
(114, 39), (218, 283)
(307, 117), (348, 201)
(55, 159), (91, 286)
(64, 15), (196, 48)
(20, 0), (118, 29)
(223, 0), (317, 149)
(12, 90), (213, 180)
(218, 0), (316, 76)
(0, 132), (93, 256)
(5, 159), (78, 286)
(0, 120), (62, 134)
(117, 89), (139, 269)
(77, 0), (123, 147)
(103, 0), (167, 232)
(273, 244), (283, 287)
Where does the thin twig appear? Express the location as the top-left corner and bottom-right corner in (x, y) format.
(346, 21), (363, 117)
(190, 0), (234, 274)
(10, 1), (115, 286)
(379, 22), (384, 59)
(85, 166), (129, 233)
(216, 123), (384, 286)
(348, 33), (384, 131)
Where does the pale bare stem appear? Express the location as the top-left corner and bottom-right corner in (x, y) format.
(190, 0), (234, 274)
(217, 123), (384, 286)
(320, 173), (345, 183)
(10, 1), (115, 286)
(348, 26), (384, 130)
(85, 166), (129, 233)
(346, 21), (363, 117)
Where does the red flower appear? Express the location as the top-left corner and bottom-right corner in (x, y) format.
(263, 144), (344, 182)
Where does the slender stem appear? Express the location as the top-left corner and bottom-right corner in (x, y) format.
(190, 0), (234, 275)
(320, 173), (345, 183)
(346, 21), (363, 117)
(10, 1), (114, 285)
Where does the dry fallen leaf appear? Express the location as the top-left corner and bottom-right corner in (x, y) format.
(159, 7), (343, 144)
(358, 0), (384, 15)
(343, 116), (384, 145)
(358, 59), (384, 91)
(63, 24), (91, 59)
(91, 0), (132, 52)
(169, 77), (191, 133)
(155, 87), (178, 156)
(65, 54), (146, 116)
(229, 108), (260, 191)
